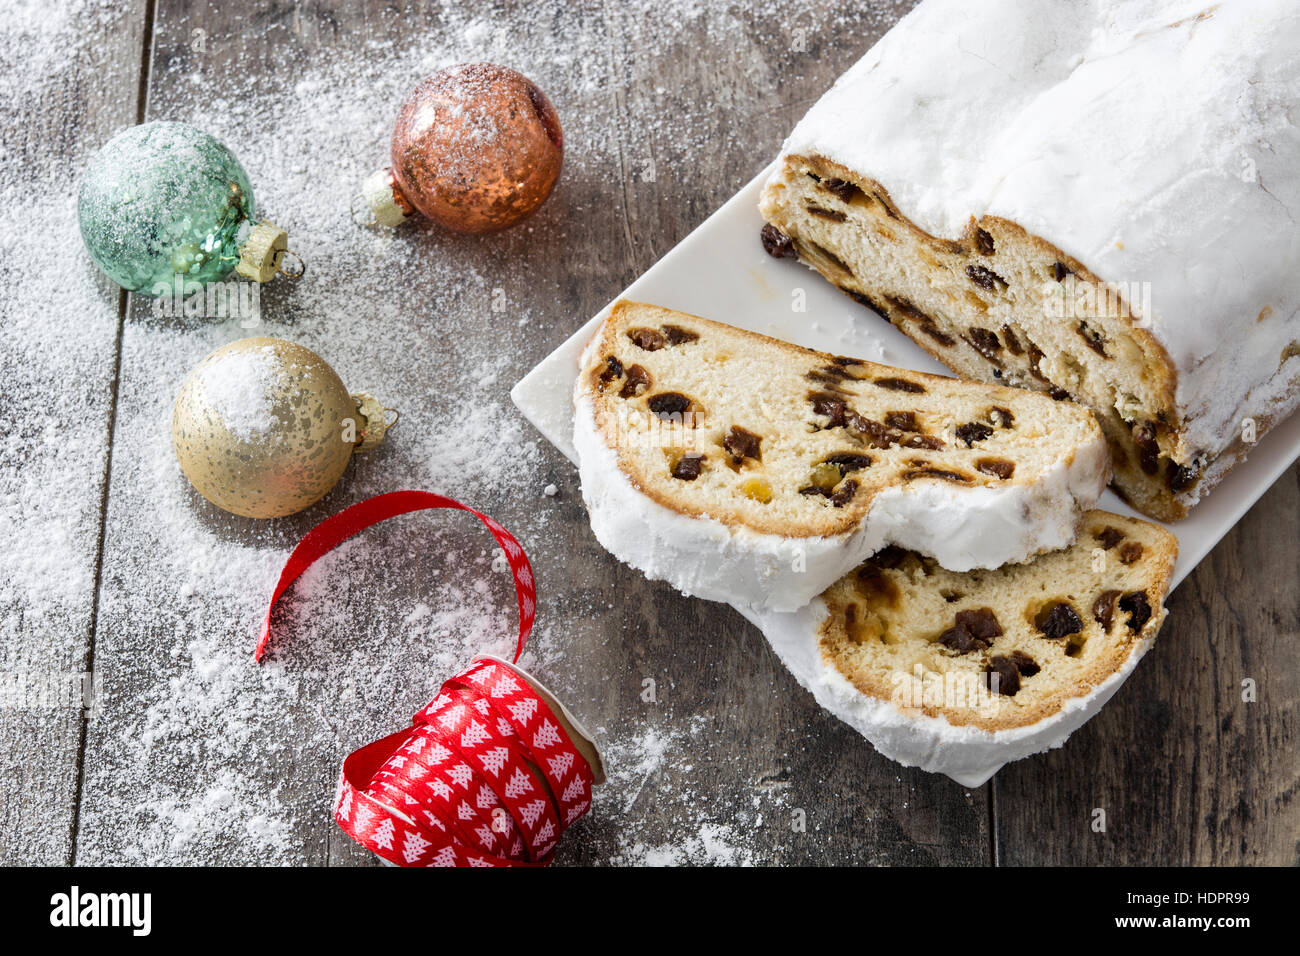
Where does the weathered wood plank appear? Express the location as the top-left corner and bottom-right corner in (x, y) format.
(72, 0), (986, 865)
(0, 0), (148, 865)
(553, 0), (984, 867)
(44, 0), (1298, 868)
(995, 462), (1300, 865)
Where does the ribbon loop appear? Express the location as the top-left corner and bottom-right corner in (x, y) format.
(259, 491), (591, 867)
(256, 490), (535, 663)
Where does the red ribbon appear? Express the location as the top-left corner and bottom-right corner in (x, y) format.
(258, 490), (592, 866)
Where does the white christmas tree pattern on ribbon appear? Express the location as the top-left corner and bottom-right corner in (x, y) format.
(257, 491), (595, 867)
(337, 657), (595, 866)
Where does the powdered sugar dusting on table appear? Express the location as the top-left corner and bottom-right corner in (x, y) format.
(595, 722), (762, 866)
(3, 0), (917, 865)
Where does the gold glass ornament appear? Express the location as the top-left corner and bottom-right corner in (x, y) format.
(172, 337), (394, 518)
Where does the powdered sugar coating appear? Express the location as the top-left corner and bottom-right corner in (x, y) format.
(776, 0), (1300, 472)
(190, 343), (284, 442)
(746, 597), (1157, 788)
(574, 333), (1110, 612)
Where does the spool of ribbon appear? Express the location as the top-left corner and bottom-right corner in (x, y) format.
(258, 490), (604, 866)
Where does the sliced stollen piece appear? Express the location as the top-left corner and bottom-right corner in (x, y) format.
(573, 300), (1109, 612)
(758, 0), (1300, 521)
(748, 511), (1177, 787)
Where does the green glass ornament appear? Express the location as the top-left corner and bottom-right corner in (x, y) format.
(77, 121), (303, 296)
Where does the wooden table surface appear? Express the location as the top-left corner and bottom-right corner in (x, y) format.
(2, 0), (1296, 866)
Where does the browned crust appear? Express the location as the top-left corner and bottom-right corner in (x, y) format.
(816, 512), (1178, 732)
(777, 153), (1182, 430)
(762, 153), (1204, 521)
(579, 299), (1102, 538)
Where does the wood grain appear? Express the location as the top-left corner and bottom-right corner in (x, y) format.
(69, 0), (983, 866)
(0, 1), (148, 864)
(995, 462), (1300, 865)
(7, 0), (1292, 866)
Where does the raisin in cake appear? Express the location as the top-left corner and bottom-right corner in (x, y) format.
(574, 300), (1109, 612)
(759, 0), (1300, 521)
(748, 511), (1176, 786)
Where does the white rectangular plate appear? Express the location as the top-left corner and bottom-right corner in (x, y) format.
(512, 162), (1300, 595)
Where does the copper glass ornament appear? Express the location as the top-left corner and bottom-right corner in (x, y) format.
(357, 64), (563, 234)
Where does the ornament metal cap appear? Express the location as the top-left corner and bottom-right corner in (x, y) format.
(355, 167), (411, 228)
(351, 392), (398, 452)
(236, 221), (305, 282)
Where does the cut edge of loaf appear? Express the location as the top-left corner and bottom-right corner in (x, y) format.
(817, 511), (1177, 733)
(749, 509), (1177, 786)
(759, 153), (1221, 521)
(574, 385), (856, 612)
(573, 300), (1111, 610)
(581, 300), (1109, 536)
